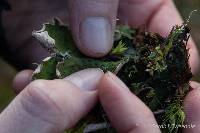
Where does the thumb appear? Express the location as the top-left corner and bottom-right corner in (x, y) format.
(0, 69), (103, 133)
(99, 72), (160, 133)
(67, 0), (119, 57)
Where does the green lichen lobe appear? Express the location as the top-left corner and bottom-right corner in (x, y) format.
(33, 20), (192, 133)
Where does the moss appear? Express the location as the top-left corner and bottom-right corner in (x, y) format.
(32, 20), (192, 133)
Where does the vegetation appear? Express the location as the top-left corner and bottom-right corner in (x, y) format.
(32, 19), (192, 133)
(0, 1), (200, 132)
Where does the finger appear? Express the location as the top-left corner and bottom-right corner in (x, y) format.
(118, 0), (164, 27)
(12, 68), (103, 93)
(67, 0), (119, 57)
(12, 70), (33, 94)
(64, 68), (103, 91)
(118, 0), (200, 74)
(183, 82), (200, 133)
(0, 69), (103, 133)
(190, 81), (200, 90)
(99, 72), (160, 133)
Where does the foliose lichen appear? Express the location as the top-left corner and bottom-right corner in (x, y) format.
(32, 19), (192, 133)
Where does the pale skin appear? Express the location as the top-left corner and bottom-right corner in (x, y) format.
(1, 0), (200, 132)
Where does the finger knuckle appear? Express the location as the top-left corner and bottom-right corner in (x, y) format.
(20, 80), (64, 126)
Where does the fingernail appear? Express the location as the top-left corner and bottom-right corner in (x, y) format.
(106, 71), (129, 91)
(80, 17), (113, 56)
(64, 68), (104, 91)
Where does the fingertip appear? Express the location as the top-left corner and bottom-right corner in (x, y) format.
(99, 72), (130, 105)
(78, 17), (113, 58)
(77, 42), (113, 58)
(64, 68), (104, 91)
(147, 0), (182, 36)
(99, 72), (159, 133)
(12, 70), (33, 94)
(68, 0), (118, 58)
(99, 71), (129, 93)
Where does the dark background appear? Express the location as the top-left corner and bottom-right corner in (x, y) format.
(1, 0), (200, 112)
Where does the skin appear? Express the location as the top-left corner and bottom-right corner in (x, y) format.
(1, 0), (200, 132)
(3, 0), (200, 73)
(1, 70), (200, 133)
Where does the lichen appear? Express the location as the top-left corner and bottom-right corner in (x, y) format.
(32, 19), (192, 133)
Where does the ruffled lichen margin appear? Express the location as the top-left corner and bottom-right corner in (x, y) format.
(32, 19), (192, 133)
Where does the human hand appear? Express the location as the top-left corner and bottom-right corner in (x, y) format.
(2, 69), (160, 133)
(0, 69), (104, 133)
(2, 71), (200, 132)
(3, 0), (199, 73)
(67, 0), (200, 74)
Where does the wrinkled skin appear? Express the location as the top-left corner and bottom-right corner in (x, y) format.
(1, 0), (200, 133)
